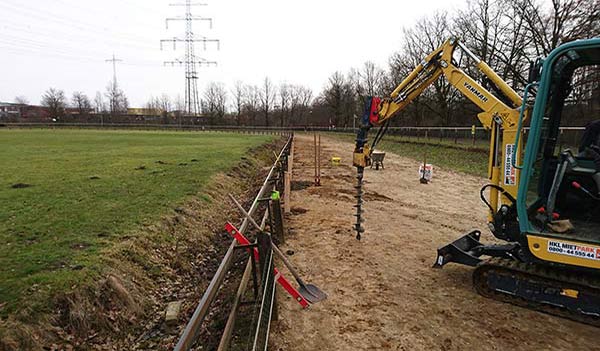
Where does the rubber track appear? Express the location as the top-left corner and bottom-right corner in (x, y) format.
(473, 257), (600, 326)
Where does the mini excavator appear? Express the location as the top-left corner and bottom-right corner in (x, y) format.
(353, 37), (600, 324)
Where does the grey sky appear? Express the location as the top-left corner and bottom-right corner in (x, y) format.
(0, 0), (463, 107)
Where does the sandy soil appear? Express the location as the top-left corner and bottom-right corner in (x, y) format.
(270, 134), (598, 351)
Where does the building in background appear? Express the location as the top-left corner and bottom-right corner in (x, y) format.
(0, 102), (25, 119)
(0, 102), (50, 121)
(127, 107), (162, 116)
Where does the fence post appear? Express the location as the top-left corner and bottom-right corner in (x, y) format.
(270, 191), (285, 244)
(288, 139), (293, 181)
(284, 171), (291, 214)
(313, 133), (320, 185)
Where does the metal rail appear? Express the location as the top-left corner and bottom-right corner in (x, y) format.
(174, 134), (292, 351)
(217, 208), (271, 351)
(0, 121), (587, 132)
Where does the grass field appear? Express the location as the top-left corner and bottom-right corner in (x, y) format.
(0, 129), (273, 316)
(333, 133), (489, 177)
(376, 136), (489, 177)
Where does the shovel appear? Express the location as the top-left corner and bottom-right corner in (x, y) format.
(228, 194), (327, 303)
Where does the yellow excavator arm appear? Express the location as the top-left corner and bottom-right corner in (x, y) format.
(377, 38), (523, 128)
(353, 37), (528, 238)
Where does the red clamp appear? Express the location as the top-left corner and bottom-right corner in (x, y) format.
(225, 222), (310, 309)
(369, 97), (381, 124)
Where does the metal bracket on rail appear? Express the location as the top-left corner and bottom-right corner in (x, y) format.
(225, 222), (310, 308)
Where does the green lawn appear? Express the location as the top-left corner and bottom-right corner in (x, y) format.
(332, 132), (489, 177)
(0, 129), (273, 315)
(376, 135), (489, 177)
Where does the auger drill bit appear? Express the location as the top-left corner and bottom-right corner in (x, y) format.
(354, 165), (365, 240)
(353, 96), (378, 240)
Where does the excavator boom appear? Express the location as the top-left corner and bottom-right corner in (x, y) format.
(353, 37), (526, 239)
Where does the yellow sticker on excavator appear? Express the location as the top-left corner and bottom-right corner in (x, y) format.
(528, 235), (600, 269)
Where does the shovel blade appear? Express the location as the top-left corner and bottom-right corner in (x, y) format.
(299, 284), (327, 303)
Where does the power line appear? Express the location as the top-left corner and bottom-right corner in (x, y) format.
(52, 0), (166, 29)
(0, 1), (158, 45)
(0, 20), (160, 52)
(1, 45), (165, 68)
(0, 37), (161, 67)
(160, 0), (219, 116)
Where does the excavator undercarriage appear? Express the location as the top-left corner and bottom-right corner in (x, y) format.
(475, 257), (600, 325)
(435, 230), (600, 324)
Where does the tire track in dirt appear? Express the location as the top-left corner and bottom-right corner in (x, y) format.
(270, 134), (597, 351)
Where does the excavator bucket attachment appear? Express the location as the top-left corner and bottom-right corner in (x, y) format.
(434, 230), (484, 268)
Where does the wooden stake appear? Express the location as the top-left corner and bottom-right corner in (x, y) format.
(317, 134), (321, 185)
(284, 171), (291, 213)
(314, 133), (318, 185)
(271, 197), (285, 244)
(288, 137), (293, 178)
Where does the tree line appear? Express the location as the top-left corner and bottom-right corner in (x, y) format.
(317, 0), (600, 127)
(191, 0), (598, 127)
(14, 0), (599, 127)
(14, 80), (130, 120)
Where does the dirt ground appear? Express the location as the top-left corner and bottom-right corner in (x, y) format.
(270, 134), (598, 351)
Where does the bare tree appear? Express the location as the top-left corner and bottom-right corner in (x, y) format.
(41, 88), (67, 119)
(203, 82), (227, 124)
(401, 12), (461, 126)
(174, 94), (185, 112)
(159, 94), (172, 113)
(260, 77), (275, 127)
(311, 0), (600, 128)
(278, 83), (290, 127)
(321, 72), (355, 127)
(105, 81), (128, 115)
(360, 61), (386, 97)
(243, 85), (260, 126)
(231, 81), (245, 125)
(289, 85), (313, 126)
(512, 0), (600, 56)
(145, 96), (159, 111)
(455, 0), (531, 89)
(14, 96), (28, 105)
(289, 85), (302, 125)
(71, 91), (91, 115)
(94, 92), (107, 113)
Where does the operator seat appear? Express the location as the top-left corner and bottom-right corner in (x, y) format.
(578, 120), (600, 195)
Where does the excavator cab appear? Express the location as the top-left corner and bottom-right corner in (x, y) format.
(518, 39), (600, 268)
(436, 39), (600, 271)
